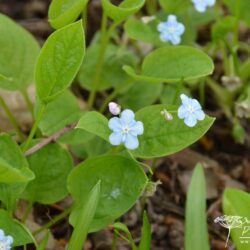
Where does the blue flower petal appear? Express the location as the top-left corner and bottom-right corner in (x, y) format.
(121, 109), (135, 124)
(176, 23), (185, 35)
(124, 134), (139, 150)
(157, 23), (166, 32)
(109, 132), (123, 146)
(178, 105), (188, 119)
(130, 121), (144, 135)
(184, 115), (197, 127)
(171, 35), (181, 45)
(194, 110), (205, 121)
(108, 117), (121, 131)
(6, 236), (13, 245)
(167, 15), (177, 23)
(180, 94), (192, 106)
(192, 99), (202, 110)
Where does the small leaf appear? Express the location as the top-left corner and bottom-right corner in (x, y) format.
(37, 90), (82, 136)
(68, 155), (147, 232)
(37, 231), (49, 250)
(185, 164), (209, 250)
(139, 211), (151, 250)
(0, 14), (40, 91)
(21, 142), (73, 204)
(124, 46), (214, 83)
(113, 222), (137, 250)
(0, 134), (34, 184)
(102, 0), (145, 23)
(68, 181), (100, 250)
(49, 0), (89, 29)
(76, 111), (110, 141)
(133, 105), (215, 158)
(223, 188), (250, 250)
(35, 20), (85, 102)
(0, 209), (35, 246)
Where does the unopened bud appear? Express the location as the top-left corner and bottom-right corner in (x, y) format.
(108, 102), (121, 116)
(141, 15), (156, 24)
(161, 109), (173, 121)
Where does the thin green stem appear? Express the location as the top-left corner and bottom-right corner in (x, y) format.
(33, 207), (72, 236)
(87, 14), (119, 109)
(111, 231), (118, 250)
(21, 89), (34, 119)
(22, 201), (33, 223)
(22, 103), (46, 152)
(0, 96), (25, 141)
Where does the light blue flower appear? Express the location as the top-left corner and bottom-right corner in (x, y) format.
(178, 94), (205, 127)
(108, 109), (144, 150)
(0, 229), (13, 250)
(157, 15), (185, 45)
(192, 0), (216, 12)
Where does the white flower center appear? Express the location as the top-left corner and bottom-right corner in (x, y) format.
(188, 105), (194, 114)
(167, 26), (176, 34)
(122, 125), (130, 134)
(0, 242), (6, 250)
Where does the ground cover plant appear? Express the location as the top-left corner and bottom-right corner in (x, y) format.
(0, 0), (250, 249)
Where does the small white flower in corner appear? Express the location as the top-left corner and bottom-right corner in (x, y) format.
(108, 102), (121, 116)
(178, 94), (205, 127)
(192, 0), (216, 13)
(0, 229), (13, 250)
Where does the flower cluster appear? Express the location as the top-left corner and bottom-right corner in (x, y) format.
(157, 15), (185, 45)
(192, 0), (216, 12)
(108, 95), (205, 149)
(0, 229), (13, 250)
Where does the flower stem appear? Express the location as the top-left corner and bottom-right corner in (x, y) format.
(21, 89), (34, 119)
(33, 207), (72, 236)
(22, 103), (46, 153)
(0, 95), (25, 141)
(22, 201), (33, 223)
(87, 14), (118, 109)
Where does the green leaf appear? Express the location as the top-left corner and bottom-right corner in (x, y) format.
(0, 14), (40, 91)
(139, 211), (151, 250)
(0, 209), (34, 246)
(224, 0), (250, 27)
(113, 222), (137, 250)
(124, 19), (163, 46)
(185, 164), (209, 250)
(102, 0), (145, 23)
(212, 16), (237, 42)
(49, 0), (89, 29)
(35, 20), (85, 102)
(21, 142), (73, 204)
(78, 43), (137, 91)
(133, 105), (215, 158)
(124, 46), (214, 83)
(37, 231), (49, 250)
(68, 181), (100, 250)
(223, 188), (250, 250)
(37, 90), (82, 136)
(118, 81), (163, 111)
(0, 134), (34, 184)
(76, 111), (110, 141)
(68, 155), (147, 232)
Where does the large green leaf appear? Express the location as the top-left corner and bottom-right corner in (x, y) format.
(124, 46), (214, 83)
(49, 0), (89, 29)
(35, 20), (85, 102)
(223, 188), (250, 250)
(68, 155), (147, 232)
(37, 90), (82, 136)
(0, 209), (34, 246)
(224, 0), (250, 27)
(159, 0), (190, 13)
(21, 142), (73, 204)
(102, 0), (145, 23)
(133, 105), (215, 158)
(185, 164), (209, 250)
(0, 134), (34, 184)
(68, 181), (100, 250)
(0, 14), (40, 91)
(78, 43), (137, 91)
(76, 111), (110, 141)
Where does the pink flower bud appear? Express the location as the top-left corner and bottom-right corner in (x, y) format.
(108, 102), (121, 115)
